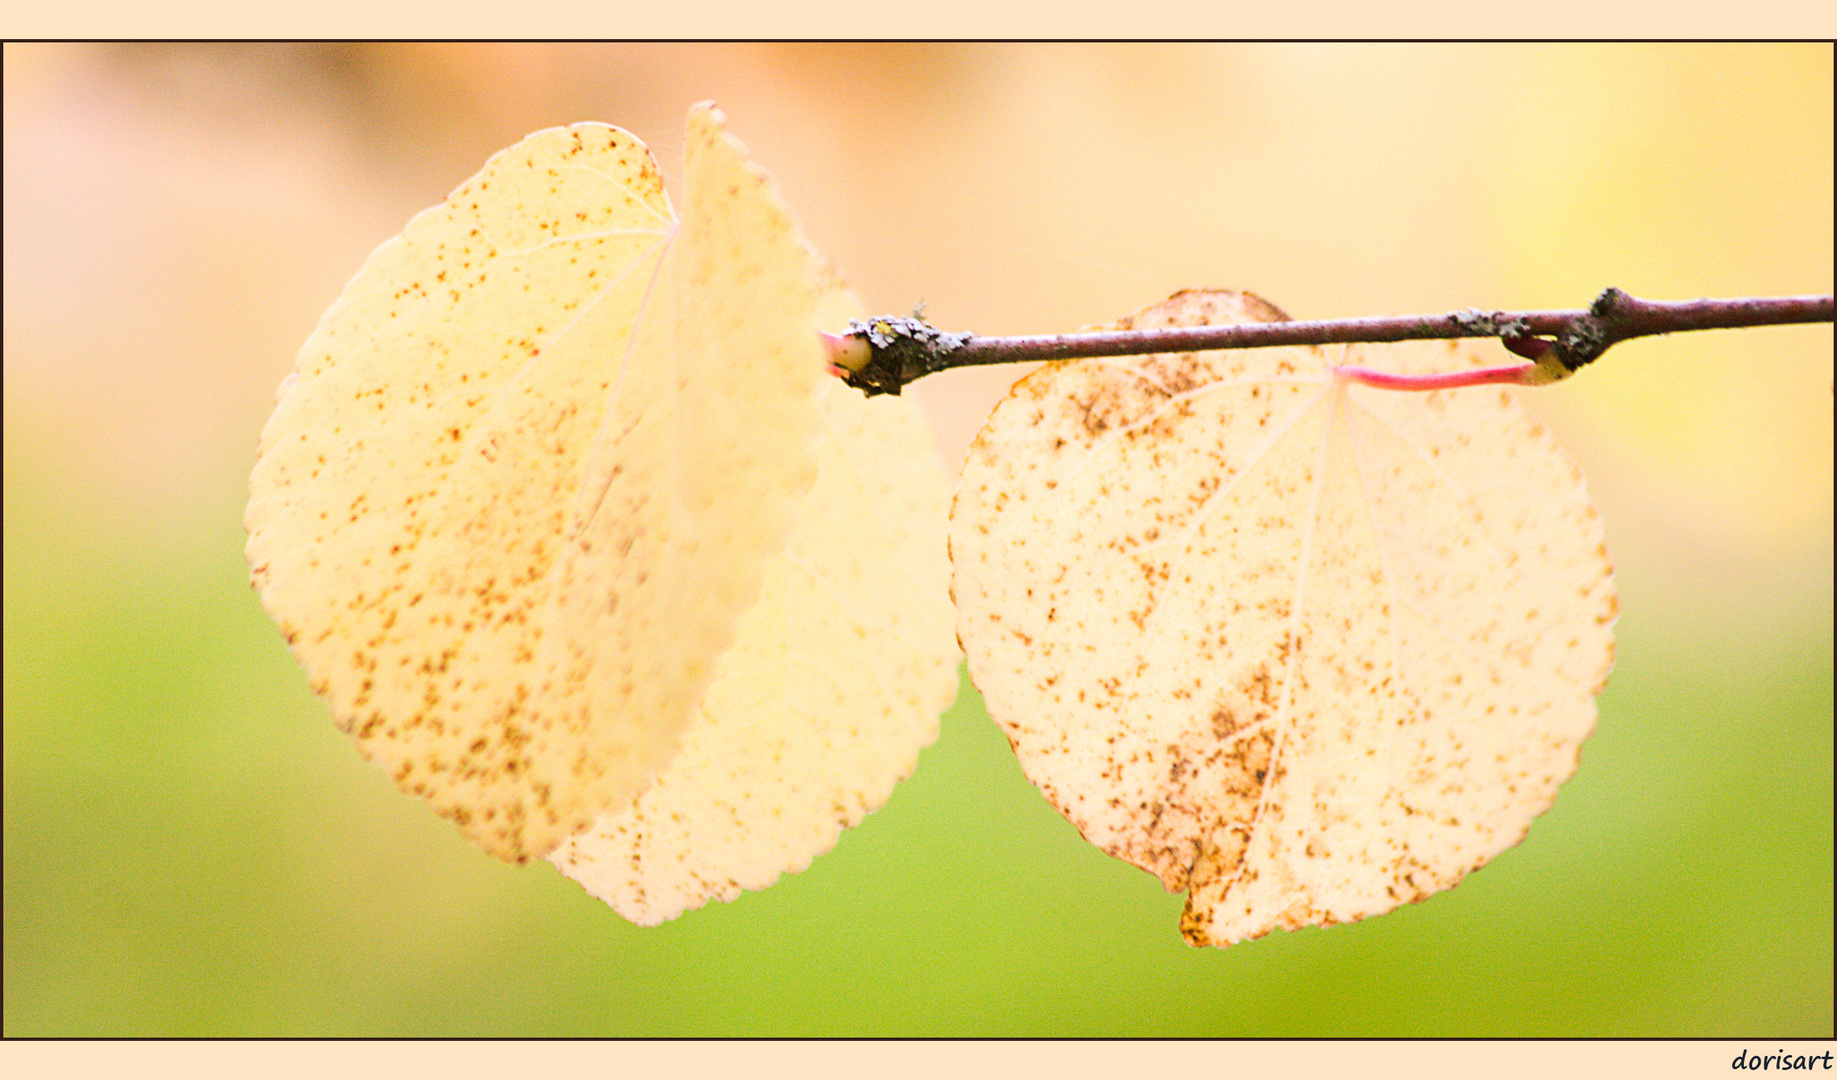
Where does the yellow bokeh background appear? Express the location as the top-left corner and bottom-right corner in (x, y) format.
(5, 43), (1829, 1036)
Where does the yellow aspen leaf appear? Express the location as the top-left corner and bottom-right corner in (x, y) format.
(950, 289), (1617, 946)
(549, 279), (958, 922)
(245, 104), (961, 869)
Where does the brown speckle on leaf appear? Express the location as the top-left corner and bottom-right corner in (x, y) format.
(950, 288), (1615, 948)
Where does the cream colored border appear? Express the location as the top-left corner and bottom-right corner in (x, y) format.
(1, 0), (1834, 40)
(8, 1039), (1837, 1079)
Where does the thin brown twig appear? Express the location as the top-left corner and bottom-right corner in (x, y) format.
(827, 288), (1834, 397)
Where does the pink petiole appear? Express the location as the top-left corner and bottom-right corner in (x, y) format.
(1331, 362), (1539, 391)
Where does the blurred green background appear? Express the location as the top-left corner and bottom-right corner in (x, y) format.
(5, 43), (1830, 1036)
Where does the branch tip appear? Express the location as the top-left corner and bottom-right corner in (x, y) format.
(821, 331), (873, 375)
(834, 315), (974, 397)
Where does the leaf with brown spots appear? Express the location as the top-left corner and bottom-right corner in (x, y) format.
(950, 289), (1616, 946)
(548, 278), (959, 922)
(246, 104), (955, 866)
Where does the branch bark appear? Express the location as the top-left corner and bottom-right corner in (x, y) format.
(826, 288), (1834, 397)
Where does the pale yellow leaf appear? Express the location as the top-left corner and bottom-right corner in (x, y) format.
(548, 284), (960, 921)
(246, 104), (832, 863)
(950, 289), (1616, 946)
